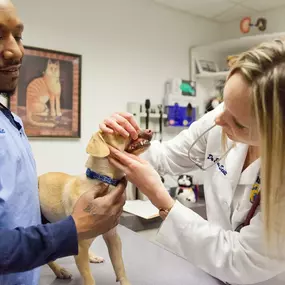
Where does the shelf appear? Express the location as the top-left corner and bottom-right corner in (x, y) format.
(195, 71), (229, 80)
(139, 113), (168, 118)
(191, 32), (285, 54)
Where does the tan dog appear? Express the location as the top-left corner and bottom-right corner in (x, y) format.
(38, 129), (153, 285)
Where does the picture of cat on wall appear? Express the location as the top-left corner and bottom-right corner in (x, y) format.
(9, 46), (81, 138)
(26, 59), (62, 128)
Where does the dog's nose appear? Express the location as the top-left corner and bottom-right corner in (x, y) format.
(145, 129), (153, 139)
(139, 129), (153, 140)
(145, 129), (152, 135)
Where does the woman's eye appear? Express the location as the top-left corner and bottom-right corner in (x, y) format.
(233, 117), (246, 129)
(14, 36), (23, 42)
(235, 121), (245, 129)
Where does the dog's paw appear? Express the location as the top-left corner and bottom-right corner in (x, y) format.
(118, 278), (131, 285)
(55, 267), (72, 279)
(89, 252), (104, 263)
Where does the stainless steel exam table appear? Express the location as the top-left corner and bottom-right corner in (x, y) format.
(39, 225), (224, 285)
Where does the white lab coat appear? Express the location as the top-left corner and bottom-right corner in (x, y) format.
(142, 104), (285, 285)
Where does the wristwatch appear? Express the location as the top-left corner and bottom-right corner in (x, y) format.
(159, 205), (173, 220)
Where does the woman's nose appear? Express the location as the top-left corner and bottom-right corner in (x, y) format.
(215, 114), (226, 126)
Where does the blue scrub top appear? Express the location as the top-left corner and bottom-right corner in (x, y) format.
(0, 109), (41, 285)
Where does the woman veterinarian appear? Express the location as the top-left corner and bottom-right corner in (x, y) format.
(100, 39), (285, 285)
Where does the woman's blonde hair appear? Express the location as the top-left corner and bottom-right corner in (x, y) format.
(228, 39), (285, 248)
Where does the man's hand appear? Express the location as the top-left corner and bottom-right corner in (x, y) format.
(71, 178), (127, 240)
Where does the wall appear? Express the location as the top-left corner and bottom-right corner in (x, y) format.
(220, 6), (285, 40)
(12, 0), (221, 177)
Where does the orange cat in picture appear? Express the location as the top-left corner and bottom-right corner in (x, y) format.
(26, 59), (62, 128)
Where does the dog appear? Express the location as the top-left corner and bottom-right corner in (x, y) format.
(38, 129), (153, 285)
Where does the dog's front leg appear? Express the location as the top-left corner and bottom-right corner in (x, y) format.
(74, 239), (96, 285)
(48, 261), (72, 279)
(103, 227), (131, 285)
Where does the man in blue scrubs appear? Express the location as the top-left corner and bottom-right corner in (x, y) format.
(0, 1), (127, 284)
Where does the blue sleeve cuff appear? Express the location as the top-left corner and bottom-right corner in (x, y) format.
(0, 215), (79, 274)
(49, 216), (79, 260)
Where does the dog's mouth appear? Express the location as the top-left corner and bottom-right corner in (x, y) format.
(126, 130), (153, 154)
(126, 138), (151, 153)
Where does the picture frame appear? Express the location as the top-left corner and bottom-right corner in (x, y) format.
(9, 46), (82, 138)
(195, 59), (219, 74)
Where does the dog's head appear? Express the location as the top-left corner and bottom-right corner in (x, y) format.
(86, 129), (153, 158)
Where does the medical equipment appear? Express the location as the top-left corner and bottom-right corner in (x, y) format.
(145, 99), (151, 129)
(165, 102), (197, 127)
(225, 177), (261, 285)
(187, 121), (261, 235)
(164, 78), (198, 127)
(165, 78), (196, 97)
(127, 101), (168, 201)
(235, 194), (260, 232)
(127, 102), (167, 133)
(187, 124), (234, 171)
(158, 104), (163, 142)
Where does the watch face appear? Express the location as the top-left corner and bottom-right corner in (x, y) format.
(240, 17), (251, 34)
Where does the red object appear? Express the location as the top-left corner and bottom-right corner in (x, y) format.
(240, 17), (251, 34)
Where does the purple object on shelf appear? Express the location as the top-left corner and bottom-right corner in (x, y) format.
(166, 103), (196, 127)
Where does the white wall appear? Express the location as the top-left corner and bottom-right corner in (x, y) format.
(12, 0), (221, 176)
(221, 7), (285, 40)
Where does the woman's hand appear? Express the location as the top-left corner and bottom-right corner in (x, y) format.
(108, 146), (174, 211)
(99, 112), (141, 140)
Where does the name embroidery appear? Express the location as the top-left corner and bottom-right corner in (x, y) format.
(207, 154), (227, 176)
(0, 128), (5, 134)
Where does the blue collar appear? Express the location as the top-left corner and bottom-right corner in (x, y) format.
(86, 168), (120, 186)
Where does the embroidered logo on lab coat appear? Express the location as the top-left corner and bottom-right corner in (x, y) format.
(207, 154), (227, 176)
(250, 176), (261, 203)
(0, 128), (5, 134)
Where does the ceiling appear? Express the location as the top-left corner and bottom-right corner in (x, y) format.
(153, 0), (285, 22)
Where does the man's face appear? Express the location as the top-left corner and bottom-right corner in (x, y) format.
(0, 0), (24, 97)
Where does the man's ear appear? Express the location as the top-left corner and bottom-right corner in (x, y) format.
(86, 131), (110, 158)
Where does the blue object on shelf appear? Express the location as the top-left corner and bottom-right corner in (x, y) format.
(165, 103), (196, 127)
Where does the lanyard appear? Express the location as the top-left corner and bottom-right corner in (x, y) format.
(235, 172), (261, 232)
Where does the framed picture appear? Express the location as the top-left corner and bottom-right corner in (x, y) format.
(9, 46), (81, 138)
(195, 59), (219, 74)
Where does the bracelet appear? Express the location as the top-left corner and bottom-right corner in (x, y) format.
(159, 206), (173, 220)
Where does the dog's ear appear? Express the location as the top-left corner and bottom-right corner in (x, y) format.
(86, 131), (110, 158)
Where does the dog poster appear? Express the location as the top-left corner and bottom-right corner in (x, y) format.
(9, 46), (81, 138)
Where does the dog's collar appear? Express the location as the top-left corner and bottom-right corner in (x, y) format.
(86, 168), (120, 186)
